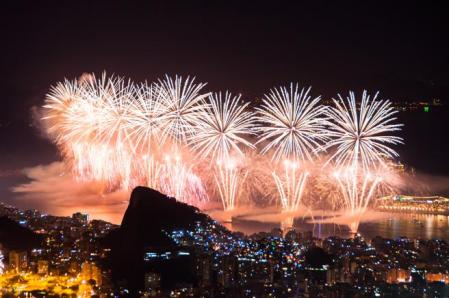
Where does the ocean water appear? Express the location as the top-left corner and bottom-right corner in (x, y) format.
(226, 213), (449, 241)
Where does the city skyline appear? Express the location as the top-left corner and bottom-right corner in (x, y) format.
(1, 1), (449, 297)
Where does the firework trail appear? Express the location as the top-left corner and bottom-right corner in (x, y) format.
(159, 154), (209, 205)
(324, 90), (402, 170)
(41, 73), (406, 224)
(189, 91), (254, 160)
(272, 160), (309, 211)
(189, 91), (255, 210)
(154, 75), (210, 205)
(256, 83), (328, 212)
(43, 73), (209, 206)
(43, 73), (137, 189)
(214, 159), (248, 211)
(126, 81), (166, 153)
(324, 91), (402, 232)
(0, 249), (4, 274)
(156, 75), (209, 145)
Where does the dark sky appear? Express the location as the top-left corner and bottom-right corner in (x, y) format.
(0, 0), (448, 176)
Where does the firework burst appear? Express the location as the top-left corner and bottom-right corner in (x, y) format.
(189, 91), (255, 160)
(43, 73), (138, 189)
(324, 90), (403, 170)
(153, 75), (210, 205)
(42, 73), (209, 205)
(256, 83), (328, 162)
(325, 91), (403, 232)
(256, 83), (327, 212)
(125, 82), (166, 153)
(156, 75), (209, 145)
(189, 91), (255, 211)
(41, 73), (406, 224)
(0, 249), (4, 274)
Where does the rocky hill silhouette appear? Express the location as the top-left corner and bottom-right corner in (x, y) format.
(103, 186), (211, 294)
(0, 217), (43, 250)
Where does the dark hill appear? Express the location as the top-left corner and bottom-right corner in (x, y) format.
(121, 186), (208, 245)
(103, 186), (210, 294)
(304, 246), (333, 268)
(0, 217), (43, 250)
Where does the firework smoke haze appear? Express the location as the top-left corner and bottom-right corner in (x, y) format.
(41, 73), (405, 228)
(189, 91), (255, 210)
(324, 91), (403, 232)
(41, 73), (209, 206)
(255, 83), (328, 212)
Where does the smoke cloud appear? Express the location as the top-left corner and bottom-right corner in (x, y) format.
(11, 162), (129, 224)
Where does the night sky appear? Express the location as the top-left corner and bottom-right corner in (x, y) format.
(1, 1), (449, 204)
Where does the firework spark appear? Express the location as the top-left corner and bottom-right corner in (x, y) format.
(256, 83), (328, 162)
(0, 250), (4, 274)
(256, 83), (327, 212)
(42, 73), (405, 225)
(189, 91), (255, 210)
(159, 154), (209, 206)
(325, 91), (403, 232)
(156, 75), (209, 145)
(42, 73), (209, 206)
(272, 160), (309, 211)
(189, 91), (255, 160)
(324, 90), (403, 170)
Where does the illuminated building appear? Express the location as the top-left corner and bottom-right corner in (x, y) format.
(426, 272), (449, 284)
(196, 253), (212, 286)
(69, 261), (80, 275)
(377, 195), (449, 215)
(217, 255), (237, 287)
(386, 268), (412, 284)
(37, 260), (49, 275)
(72, 212), (89, 224)
(145, 272), (161, 290)
(91, 263), (102, 286)
(9, 250), (28, 273)
(80, 261), (102, 286)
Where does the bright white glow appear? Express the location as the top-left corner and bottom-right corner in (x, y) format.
(324, 90), (403, 170)
(189, 91), (255, 211)
(256, 83), (328, 162)
(256, 83), (327, 212)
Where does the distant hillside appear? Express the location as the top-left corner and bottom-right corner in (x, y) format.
(0, 217), (43, 250)
(103, 186), (211, 294)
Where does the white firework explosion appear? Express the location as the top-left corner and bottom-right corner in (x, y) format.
(324, 90), (403, 232)
(256, 83), (328, 212)
(189, 91), (255, 211)
(189, 91), (255, 160)
(324, 90), (403, 170)
(156, 75), (209, 145)
(0, 249), (4, 274)
(256, 83), (328, 162)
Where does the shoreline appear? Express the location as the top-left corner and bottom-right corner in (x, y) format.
(376, 207), (449, 216)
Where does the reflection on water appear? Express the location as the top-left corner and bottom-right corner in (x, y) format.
(228, 213), (449, 241)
